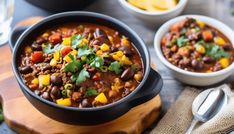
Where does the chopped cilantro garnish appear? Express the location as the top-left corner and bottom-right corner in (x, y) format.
(90, 57), (104, 68)
(176, 36), (189, 47)
(43, 44), (62, 54)
(85, 88), (98, 97)
(78, 44), (94, 58)
(108, 61), (122, 74)
(71, 34), (84, 49)
(64, 54), (82, 73)
(71, 68), (90, 85)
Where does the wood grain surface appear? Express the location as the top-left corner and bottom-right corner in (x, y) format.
(0, 17), (162, 134)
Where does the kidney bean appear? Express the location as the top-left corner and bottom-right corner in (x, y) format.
(72, 92), (82, 102)
(32, 43), (42, 51)
(81, 99), (91, 107)
(121, 68), (134, 81)
(19, 66), (33, 74)
(50, 86), (61, 99)
(41, 91), (52, 101)
(118, 46), (133, 57)
(29, 84), (38, 90)
(191, 59), (203, 69)
(36, 36), (46, 44)
(213, 63), (222, 71)
(223, 44), (232, 51)
(50, 75), (62, 86)
(42, 64), (52, 71)
(109, 90), (118, 98)
(202, 56), (215, 64)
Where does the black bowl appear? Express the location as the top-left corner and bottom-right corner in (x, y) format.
(25, 0), (95, 12)
(10, 11), (163, 125)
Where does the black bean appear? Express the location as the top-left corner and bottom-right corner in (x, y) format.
(50, 75), (62, 86)
(191, 59), (203, 69)
(202, 56), (215, 64)
(81, 99), (91, 107)
(41, 91), (52, 101)
(121, 68), (134, 81)
(42, 64), (52, 71)
(19, 66), (33, 74)
(111, 46), (118, 52)
(94, 28), (108, 38)
(50, 86), (61, 99)
(223, 44), (232, 51)
(32, 43), (42, 51)
(118, 46), (133, 57)
(36, 37), (46, 44)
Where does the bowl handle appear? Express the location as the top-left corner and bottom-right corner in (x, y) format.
(9, 26), (30, 51)
(128, 68), (163, 108)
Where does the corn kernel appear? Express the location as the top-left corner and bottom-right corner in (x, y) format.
(56, 98), (71, 106)
(196, 45), (206, 54)
(100, 43), (110, 51)
(121, 37), (130, 47)
(39, 74), (50, 87)
(219, 58), (229, 68)
(214, 37), (226, 46)
(108, 36), (113, 43)
(54, 51), (60, 61)
(96, 50), (103, 56)
(42, 33), (49, 38)
(134, 73), (143, 82)
(62, 37), (71, 46)
(95, 93), (108, 104)
(206, 70), (212, 73)
(120, 55), (132, 65)
(63, 55), (72, 63)
(116, 51), (124, 57)
(25, 46), (32, 53)
(70, 50), (77, 56)
(81, 56), (87, 61)
(113, 55), (120, 61)
(31, 78), (39, 85)
(78, 38), (89, 47)
(196, 20), (205, 29)
(50, 58), (57, 67)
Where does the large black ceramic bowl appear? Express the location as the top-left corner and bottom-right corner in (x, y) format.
(25, 0), (95, 12)
(10, 11), (163, 125)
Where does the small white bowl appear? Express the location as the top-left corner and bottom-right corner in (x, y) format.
(118, 0), (188, 26)
(154, 15), (234, 86)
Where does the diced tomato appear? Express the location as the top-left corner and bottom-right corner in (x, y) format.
(92, 72), (101, 81)
(202, 30), (213, 42)
(49, 33), (61, 44)
(170, 20), (185, 32)
(61, 46), (72, 57)
(31, 51), (44, 63)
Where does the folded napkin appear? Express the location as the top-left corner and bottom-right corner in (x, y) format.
(151, 84), (234, 134)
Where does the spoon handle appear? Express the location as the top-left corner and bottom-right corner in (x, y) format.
(185, 118), (199, 134)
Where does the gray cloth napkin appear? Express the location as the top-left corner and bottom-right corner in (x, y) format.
(151, 84), (234, 134)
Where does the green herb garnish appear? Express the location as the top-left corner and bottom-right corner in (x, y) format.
(131, 64), (137, 71)
(43, 44), (63, 54)
(71, 34), (84, 49)
(176, 36), (189, 47)
(64, 54), (82, 73)
(78, 44), (94, 58)
(90, 57), (104, 68)
(85, 88), (98, 97)
(71, 68), (90, 85)
(108, 61), (122, 74)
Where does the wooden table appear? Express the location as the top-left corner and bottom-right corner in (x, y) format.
(0, 0), (233, 133)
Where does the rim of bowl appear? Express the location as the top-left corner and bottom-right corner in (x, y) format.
(12, 11), (150, 111)
(118, 0), (188, 16)
(154, 14), (234, 77)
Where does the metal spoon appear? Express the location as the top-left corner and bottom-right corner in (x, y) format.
(185, 86), (228, 134)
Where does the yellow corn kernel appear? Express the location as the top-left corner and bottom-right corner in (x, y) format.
(50, 58), (57, 67)
(42, 33), (49, 38)
(206, 70), (212, 73)
(196, 45), (206, 54)
(70, 50), (77, 56)
(31, 78), (39, 85)
(81, 56), (87, 61)
(62, 37), (71, 46)
(113, 55), (120, 61)
(120, 55), (132, 65)
(95, 93), (108, 104)
(25, 46), (32, 53)
(121, 37), (130, 47)
(100, 43), (110, 51)
(219, 58), (229, 68)
(39, 74), (50, 87)
(56, 98), (72, 106)
(96, 50), (103, 56)
(63, 55), (72, 63)
(134, 73), (143, 82)
(78, 38), (89, 47)
(54, 51), (60, 61)
(196, 20), (205, 29)
(42, 43), (46, 48)
(116, 51), (124, 57)
(108, 36), (113, 44)
(214, 37), (226, 46)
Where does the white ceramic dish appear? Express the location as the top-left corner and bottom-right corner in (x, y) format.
(118, 0), (188, 26)
(154, 15), (234, 86)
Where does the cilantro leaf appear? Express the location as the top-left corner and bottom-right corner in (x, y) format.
(78, 44), (94, 58)
(176, 36), (189, 47)
(85, 88), (98, 97)
(71, 34), (84, 49)
(90, 57), (104, 68)
(64, 55), (82, 73)
(43, 44), (62, 54)
(108, 61), (122, 74)
(75, 68), (90, 85)
(131, 64), (137, 71)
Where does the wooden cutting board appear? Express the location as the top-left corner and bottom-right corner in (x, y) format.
(0, 17), (161, 134)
